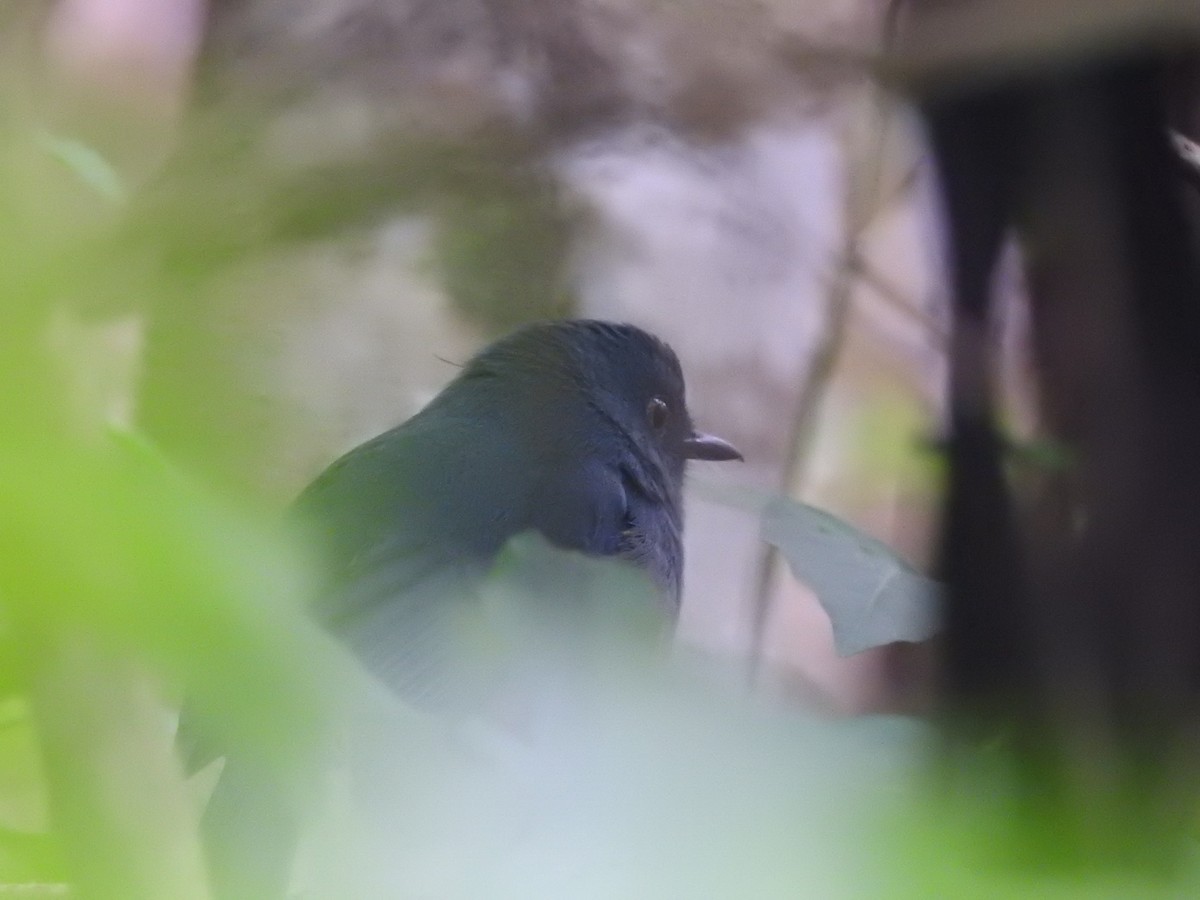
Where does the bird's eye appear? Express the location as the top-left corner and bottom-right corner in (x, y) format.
(647, 397), (669, 431)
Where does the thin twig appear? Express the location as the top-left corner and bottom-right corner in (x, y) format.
(745, 261), (856, 687)
(746, 82), (897, 685)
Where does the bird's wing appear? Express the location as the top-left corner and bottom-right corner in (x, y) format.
(291, 414), (531, 711)
(321, 444), (637, 714)
(329, 554), (492, 713)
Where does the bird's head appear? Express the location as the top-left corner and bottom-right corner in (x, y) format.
(459, 320), (742, 497)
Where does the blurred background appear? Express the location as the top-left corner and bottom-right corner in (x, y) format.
(5, 0), (1200, 896)
(23, 0), (955, 714)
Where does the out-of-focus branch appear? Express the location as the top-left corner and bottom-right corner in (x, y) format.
(886, 0), (1200, 95)
(747, 80), (898, 684)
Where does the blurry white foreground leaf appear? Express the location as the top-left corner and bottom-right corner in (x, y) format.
(761, 496), (942, 656)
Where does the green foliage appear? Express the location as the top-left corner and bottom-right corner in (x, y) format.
(0, 431), (330, 755)
(0, 421), (356, 894)
(35, 131), (127, 205)
(0, 123), (387, 895)
(846, 391), (944, 496)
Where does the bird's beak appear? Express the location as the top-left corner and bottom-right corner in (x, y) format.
(683, 431), (743, 462)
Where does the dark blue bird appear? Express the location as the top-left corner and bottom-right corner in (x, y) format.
(293, 318), (741, 709)
(193, 319), (741, 898)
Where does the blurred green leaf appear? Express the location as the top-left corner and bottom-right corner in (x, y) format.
(0, 702), (45, 835)
(0, 826), (64, 887)
(762, 496), (942, 655)
(27, 641), (208, 899)
(887, 751), (1200, 898)
(846, 391), (943, 494)
(0, 635), (27, 706)
(0, 422), (442, 896)
(1006, 435), (1078, 472)
(35, 132), (127, 205)
(0, 429), (331, 767)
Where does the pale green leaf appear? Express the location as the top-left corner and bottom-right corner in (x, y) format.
(762, 497), (942, 655)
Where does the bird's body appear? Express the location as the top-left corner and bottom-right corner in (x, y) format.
(292, 320), (738, 706)
(194, 319), (740, 897)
